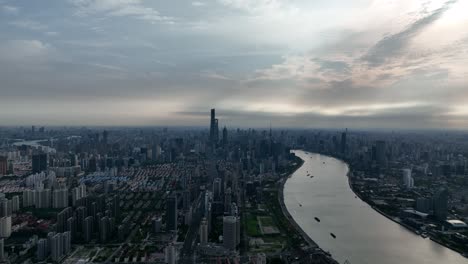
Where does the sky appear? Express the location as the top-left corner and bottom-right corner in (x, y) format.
(0, 0), (467, 129)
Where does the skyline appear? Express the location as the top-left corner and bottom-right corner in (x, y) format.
(1, 0), (468, 128)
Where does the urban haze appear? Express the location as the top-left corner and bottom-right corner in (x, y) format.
(0, 1), (468, 264)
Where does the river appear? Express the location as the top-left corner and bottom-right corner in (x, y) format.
(284, 150), (467, 264)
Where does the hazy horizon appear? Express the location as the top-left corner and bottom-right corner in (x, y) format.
(1, 0), (467, 129)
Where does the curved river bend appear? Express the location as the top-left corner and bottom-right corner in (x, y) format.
(284, 150), (467, 264)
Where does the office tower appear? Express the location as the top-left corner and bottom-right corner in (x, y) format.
(166, 194), (177, 231)
(0, 216), (11, 238)
(199, 217), (208, 245)
(376, 140), (386, 166)
(434, 189), (449, 221)
(0, 157), (7, 176)
(222, 126), (228, 145)
(37, 238), (47, 261)
(224, 187), (232, 213)
(53, 188), (68, 208)
(165, 243), (177, 264)
(209, 109), (219, 143)
(99, 216), (109, 243)
(340, 129), (347, 155)
(51, 233), (62, 261)
(0, 239), (3, 261)
(83, 216), (93, 242)
(223, 216), (239, 251)
(32, 153), (48, 173)
(152, 217), (162, 233)
(402, 169), (414, 189)
(11, 196), (19, 212)
(213, 178), (222, 201)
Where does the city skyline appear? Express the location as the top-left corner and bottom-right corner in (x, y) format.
(1, 0), (468, 129)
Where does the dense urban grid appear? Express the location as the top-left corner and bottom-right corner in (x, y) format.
(0, 110), (467, 263)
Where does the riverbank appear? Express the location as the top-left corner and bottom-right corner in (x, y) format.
(345, 163), (467, 257)
(278, 154), (339, 263)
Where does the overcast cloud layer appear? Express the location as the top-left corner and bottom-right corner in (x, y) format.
(0, 0), (467, 129)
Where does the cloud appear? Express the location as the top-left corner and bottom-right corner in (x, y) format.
(192, 1), (206, 7)
(362, 0), (458, 66)
(0, 40), (51, 61)
(69, 0), (174, 23)
(9, 19), (47, 31)
(2, 5), (18, 14)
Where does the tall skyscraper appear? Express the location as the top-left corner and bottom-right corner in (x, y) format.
(224, 187), (232, 213)
(223, 216), (239, 251)
(166, 194), (178, 231)
(213, 178), (222, 201)
(376, 140), (387, 166)
(222, 126), (228, 145)
(209, 109), (219, 143)
(32, 153), (48, 173)
(434, 188), (448, 221)
(165, 243), (177, 264)
(402, 169), (414, 189)
(200, 217), (208, 245)
(340, 129), (347, 155)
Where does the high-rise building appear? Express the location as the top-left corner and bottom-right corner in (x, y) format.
(83, 216), (93, 242)
(11, 196), (19, 212)
(434, 189), (449, 221)
(32, 153), (48, 174)
(200, 217), (208, 245)
(51, 233), (62, 261)
(213, 178), (222, 201)
(223, 216), (239, 251)
(224, 187), (232, 213)
(99, 216), (109, 243)
(182, 190), (190, 211)
(340, 129), (347, 156)
(376, 140), (386, 166)
(152, 217), (162, 233)
(165, 243), (177, 264)
(62, 231), (71, 255)
(0, 157), (7, 176)
(209, 109), (219, 143)
(53, 188), (68, 208)
(166, 194), (178, 231)
(222, 126), (228, 145)
(0, 216), (11, 238)
(402, 169), (414, 189)
(37, 238), (48, 261)
(0, 238), (4, 261)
